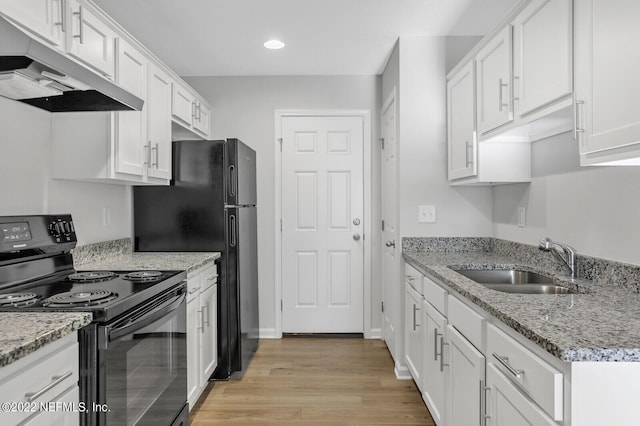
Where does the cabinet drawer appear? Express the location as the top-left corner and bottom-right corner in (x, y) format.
(404, 264), (423, 296)
(200, 263), (218, 292)
(0, 334), (79, 425)
(423, 276), (446, 316)
(448, 295), (484, 350)
(487, 324), (563, 421)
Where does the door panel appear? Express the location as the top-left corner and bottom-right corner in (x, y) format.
(281, 115), (364, 333)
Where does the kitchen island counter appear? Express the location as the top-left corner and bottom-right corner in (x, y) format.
(0, 312), (91, 367)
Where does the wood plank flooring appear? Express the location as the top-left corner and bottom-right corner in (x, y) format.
(190, 337), (435, 425)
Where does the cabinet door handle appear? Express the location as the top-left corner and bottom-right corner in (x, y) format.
(439, 337), (449, 372)
(197, 309), (204, 331)
(412, 304), (420, 330)
(492, 353), (524, 379)
(202, 302), (210, 326)
(152, 143), (159, 168)
(192, 101), (197, 120)
(72, 5), (84, 44)
(144, 141), (151, 167)
(465, 141), (474, 168)
(54, 0), (66, 32)
(498, 78), (509, 112)
(434, 328), (441, 361)
(25, 371), (73, 402)
(480, 380), (491, 426)
(574, 95), (585, 140)
(512, 75), (519, 103)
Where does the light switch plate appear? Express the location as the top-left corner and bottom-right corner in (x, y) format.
(418, 205), (436, 223)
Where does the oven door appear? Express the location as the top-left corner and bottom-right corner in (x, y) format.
(97, 284), (187, 425)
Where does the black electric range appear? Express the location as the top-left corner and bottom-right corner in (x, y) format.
(0, 215), (189, 426)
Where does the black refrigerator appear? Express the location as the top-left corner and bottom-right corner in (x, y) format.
(133, 138), (259, 380)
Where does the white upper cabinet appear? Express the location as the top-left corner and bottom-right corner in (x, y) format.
(147, 62), (172, 180)
(447, 61), (477, 180)
(575, 0), (640, 165)
(66, 0), (115, 79)
(113, 37), (147, 178)
(0, 0), (65, 47)
(171, 81), (212, 140)
(476, 26), (513, 134)
(512, 0), (572, 118)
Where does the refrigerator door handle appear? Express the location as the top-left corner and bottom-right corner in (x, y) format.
(229, 214), (237, 247)
(229, 165), (236, 197)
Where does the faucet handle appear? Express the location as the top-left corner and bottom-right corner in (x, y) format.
(538, 237), (553, 251)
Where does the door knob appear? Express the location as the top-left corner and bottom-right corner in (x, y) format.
(385, 240), (395, 248)
(353, 233), (361, 241)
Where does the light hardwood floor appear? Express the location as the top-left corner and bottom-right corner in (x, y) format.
(190, 337), (435, 425)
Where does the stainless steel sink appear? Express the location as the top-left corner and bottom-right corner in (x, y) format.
(454, 269), (577, 294)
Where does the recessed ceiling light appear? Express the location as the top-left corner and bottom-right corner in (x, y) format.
(264, 39), (285, 50)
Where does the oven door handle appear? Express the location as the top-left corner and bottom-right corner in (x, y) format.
(107, 292), (185, 342)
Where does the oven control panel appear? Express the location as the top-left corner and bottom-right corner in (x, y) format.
(0, 214), (76, 253)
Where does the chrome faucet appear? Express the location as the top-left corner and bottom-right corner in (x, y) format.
(538, 237), (577, 279)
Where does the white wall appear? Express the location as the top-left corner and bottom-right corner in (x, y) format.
(184, 75), (381, 337)
(493, 132), (640, 265)
(0, 97), (132, 245)
(396, 36), (493, 239)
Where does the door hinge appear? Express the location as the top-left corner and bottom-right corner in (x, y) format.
(278, 138), (283, 152)
(281, 299), (283, 311)
(381, 301), (384, 313)
(379, 137), (385, 149)
(280, 219), (282, 232)
(381, 220), (385, 231)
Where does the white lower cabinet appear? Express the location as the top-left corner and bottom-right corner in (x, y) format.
(446, 324), (485, 426)
(0, 333), (79, 426)
(423, 301), (447, 426)
(404, 282), (425, 391)
(486, 363), (556, 426)
(186, 262), (218, 409)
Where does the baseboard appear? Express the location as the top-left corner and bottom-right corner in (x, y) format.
(259, 328), (278, 339)
(366, 328), (382, 339)
(395, 364), (412, 380)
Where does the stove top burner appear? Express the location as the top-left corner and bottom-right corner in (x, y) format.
(122, 271), (163, 282)
(68, 271), (116, 282)
(0, 292), (39, 307)
(42, 289), (117, 307)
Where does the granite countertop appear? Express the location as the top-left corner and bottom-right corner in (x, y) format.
(403, 249), (640, 363)
(0, 313), (92, 367)
(77, 252), (221, 273)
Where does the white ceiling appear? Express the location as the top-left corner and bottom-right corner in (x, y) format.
(93, 0), (518, 77)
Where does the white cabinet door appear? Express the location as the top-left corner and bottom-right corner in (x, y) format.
(476, 26), (513, 134)
(147, 62), (172, 180)
(200, 282), (217, 383)
(447, 324), (485, 426)
(0, 0), (65, 47)
(423, 301), (447, 426)
(404, 283), (424, 391)
(113, 37), (146, 178)
(486, 364), (556, 426)
(172, 82), (195, 126)
(66, 0), (115, 79)
(447, 61), (477, 180)
(193, 100), (211, 137)
(512, 0), (572, 117)
(186, 292), (201, 409)
(576, 0), (640, 164)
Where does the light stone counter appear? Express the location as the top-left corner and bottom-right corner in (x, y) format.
(403, 237), (640, 362)
(0, 313), (92, 367)
(76, 251), (220, 273)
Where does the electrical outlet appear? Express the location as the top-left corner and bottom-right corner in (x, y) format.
(418, 205), (436, 223)
(517, 207), (526, 227)
(103, 207), (111, 227)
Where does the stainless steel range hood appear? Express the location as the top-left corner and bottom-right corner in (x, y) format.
(0, 17), (143, 112)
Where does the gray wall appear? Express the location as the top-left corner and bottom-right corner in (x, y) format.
(184, 75), (382, 337)
(0, 97), (132, 245)
(493, 131), (640, 264)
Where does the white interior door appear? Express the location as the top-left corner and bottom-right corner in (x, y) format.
(281, 115), (364, 333)
(381, 93), (398, 355)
